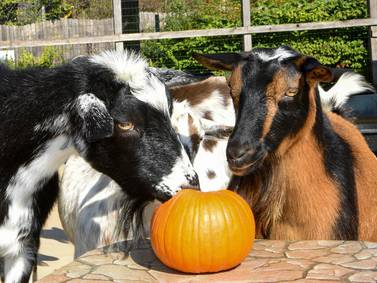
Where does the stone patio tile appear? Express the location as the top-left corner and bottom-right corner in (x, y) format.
(330, 242), (363, 254)
(313, 253), (355, 264)
(348, 271), (377, 282)
(283, 280), (340, 283)
(239, 258), (269, 270)
(306, 263), (354, 280)
(340, 259), (377, 270)
(249, 249), (285, 258)
(78, 254), (117, 266)
(114, 280), (156, 283)
(148, 269), (197, 283)
(247, 270), (304, 282)
(286, 249), (329, 259)
(257, 240), (287, 250)
(67, 280), (110, 283)
(93, 264), (155, 281)
(364, 242), (377, 249)
(64, 263), (92, 278)
(83, 273), (112, 280)
(354, 249), (377, 260)
(288, 241), (328, 250)
(317, 240), (344, 247)
(285, 259), (314, 269)
(191, 269), (304, 282)
(36, 274), (69, 283)
(52, 261), (90, 275)
(113, 254), (150, 270)
(255, 261), (306, 272)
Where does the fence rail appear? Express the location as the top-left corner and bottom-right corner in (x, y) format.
(0, 13), (165, 60)
(1, 18), (376, 50)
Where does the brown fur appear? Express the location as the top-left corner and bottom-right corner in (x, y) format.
(228, 65), (243, 110)
(207, 170), (216, 179)
(328, 113), (377, 241)
(236, 130), (341, 240)
(237, 66), (377, 241)
(188, 115), (201, 156)
(204, 111), (213, 120)
(195, 50), (377, 241)
(202, 138), (218, 152)
(170, 77), (229, 109)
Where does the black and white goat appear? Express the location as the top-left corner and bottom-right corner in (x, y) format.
(0, 50), (198, 283)
(58, 70), (368, 257)
(58, 75), (235, 257)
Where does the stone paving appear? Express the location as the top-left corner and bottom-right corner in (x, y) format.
(36, 240), (377, 282)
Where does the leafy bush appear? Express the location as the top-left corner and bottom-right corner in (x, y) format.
(142, 0), (370, 75)
(5, 47), (64, 69)
(251, 0), (369, 74)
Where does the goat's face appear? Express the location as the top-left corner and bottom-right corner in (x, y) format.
(194, 46), (332, 176)
(73, 51), (199, 202)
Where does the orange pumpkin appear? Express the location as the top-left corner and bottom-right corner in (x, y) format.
(150, 189), (255, 273)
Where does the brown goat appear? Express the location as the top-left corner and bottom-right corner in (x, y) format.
(195, 46), (377, 241)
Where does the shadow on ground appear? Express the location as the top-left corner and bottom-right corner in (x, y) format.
(101, 240), (185, 275)
(40, 227), (69, 243)
(37, 253), (59, 265)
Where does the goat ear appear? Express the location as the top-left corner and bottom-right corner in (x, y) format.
(76, 93), (114, 142)
(193, 52), (248, 71)
(298, 56), (333, 83)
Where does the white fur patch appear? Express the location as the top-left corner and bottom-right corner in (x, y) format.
(155, 147), (197, 195)
(194, 137), (232, 191)
(256, 47), (297, 62)
(319, 72), (375, 112)
(0, 136), (76, 259)
(3, 254), (31, 283)
(76, 93), (107, 117)
(187, 90), (235, 130)
(172, 100), (205, 157)
(90, 50), (169, 114)
(59, 156), (160, 257)
(34, 114), (69, 134)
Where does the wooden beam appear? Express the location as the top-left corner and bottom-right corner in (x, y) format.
(1, 18), (377, 49)
(241, 0), (251, 52)
(113, 0), (123, 51)
(368, 0), (377, 87)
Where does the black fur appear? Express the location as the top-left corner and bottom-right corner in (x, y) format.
(313, 94), (358, 239)
(0, 52), (196, 282)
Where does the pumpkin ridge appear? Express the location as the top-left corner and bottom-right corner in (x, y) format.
(226, 191), (255, 258)
(179, 191), (197, 271)
(161, 192), (183, 265)
(215, 193), (235, 271)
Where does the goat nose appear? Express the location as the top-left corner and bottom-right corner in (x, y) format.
(227, 142), (249, 161)
(183, 173), (200, 190)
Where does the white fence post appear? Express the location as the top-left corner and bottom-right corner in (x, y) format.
(241, 0), (252, 52)
(113, 0), (123, 51)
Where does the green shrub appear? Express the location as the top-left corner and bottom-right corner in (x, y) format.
(5, 47), (64, 68)
(142, 0), (370, 75)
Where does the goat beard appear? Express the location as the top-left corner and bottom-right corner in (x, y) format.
(115, 195), (151, 253)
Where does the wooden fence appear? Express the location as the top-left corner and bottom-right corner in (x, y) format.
(0, 0), (376, 85)
(0, 12), (165, 61)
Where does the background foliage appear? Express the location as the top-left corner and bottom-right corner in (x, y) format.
(0, 0), (371, 74)
(5, 47), (64, 68)
(142, 0), (369, 75)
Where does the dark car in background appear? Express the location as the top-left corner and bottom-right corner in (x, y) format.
(346, 92), (377, 155)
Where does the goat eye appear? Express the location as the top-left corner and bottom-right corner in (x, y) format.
(117, 122), (134, 131)
(285, 89), (298, 97)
